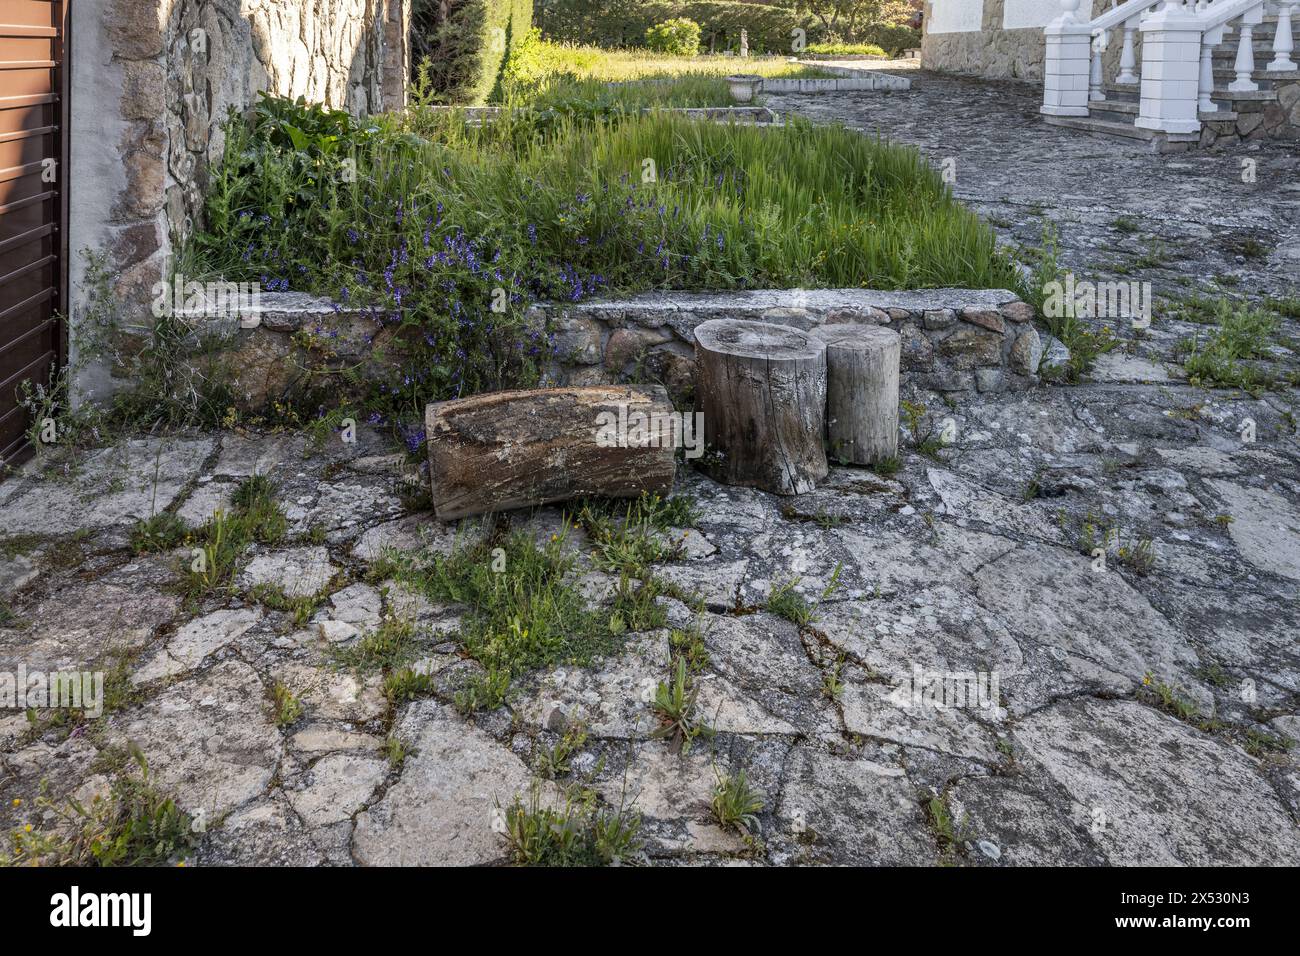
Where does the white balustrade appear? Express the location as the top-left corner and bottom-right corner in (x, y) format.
(1045, 0), (1290, 137)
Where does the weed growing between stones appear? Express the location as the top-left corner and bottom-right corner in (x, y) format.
(900, 399), (946, 458)
(181, 475), (289, 600)
(383, 735), (411, 769)
(533, 722), (590, 780)
(379, 526), (633, 712)
(711, 768), (765, 842)
(499, 782), (642, 867)
(651, 657), (711, 754)
(1020, 223), (1117, 382)
(569, 492), (698, 577)
(924, 792), (971, 866)
(129, 512), (189, 555)
(248, 583), (322, 628)
(270, 681), (304, 729)
(1178, 300), (1284, 393)
(766, 564), (842, 626)
(2, 747), (195, 867)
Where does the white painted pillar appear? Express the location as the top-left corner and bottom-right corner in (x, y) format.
(1043, 2), (1094, 117)
(1268, 3), (1297, 72)
(1135, 4), (1203, 134)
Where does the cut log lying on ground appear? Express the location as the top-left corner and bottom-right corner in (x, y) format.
(694, 318), (828, 495)
(810, 324), (901, 466)
(425, 385), (677, 520)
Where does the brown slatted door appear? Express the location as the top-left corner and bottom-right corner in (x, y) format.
(0, 0), (65, 468)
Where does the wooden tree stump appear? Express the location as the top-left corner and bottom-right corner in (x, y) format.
(425, 385), (677, 520)
(694, 319), (827, 495)
(810, 324), (900, 466)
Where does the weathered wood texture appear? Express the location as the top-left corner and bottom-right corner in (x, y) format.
(810, 324), (901, 466)
(694, 319), (828, 495)
(425, 385), (676, 520)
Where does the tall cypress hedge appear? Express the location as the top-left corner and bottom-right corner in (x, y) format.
(412, 0), (535, 104)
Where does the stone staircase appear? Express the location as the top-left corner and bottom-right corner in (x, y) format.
(1047, 16), (1298, 148)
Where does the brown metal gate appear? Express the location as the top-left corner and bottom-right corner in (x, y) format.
(0, 0), (66, 468)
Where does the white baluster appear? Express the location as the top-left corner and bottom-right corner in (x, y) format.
(1229, 17), (1260, 92)
(1117, 19), (1140, 84)
(1091, 32), (1107, 100)
(1268, 2), (1297, 72)
(1199, 29), (1222, 112)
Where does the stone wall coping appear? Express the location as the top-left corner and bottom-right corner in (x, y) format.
(533, 287), (1021, 315)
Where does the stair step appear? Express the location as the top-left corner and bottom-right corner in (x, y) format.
(1087, 99), (1238, 123)
(1211, 86), (1277, 101)
(1044, 115), (1155, 140)
(1089, 99), (1139, 115)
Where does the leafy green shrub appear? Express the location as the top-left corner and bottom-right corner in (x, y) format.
(539, 0), (818, 53)
(851, 22), (920, 57)
(412, 0), (534, 104)
(645, 18), (702, 56)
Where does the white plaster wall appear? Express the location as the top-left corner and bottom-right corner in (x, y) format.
(1004, 0), (1061, 30)
(928, 0), (985, 34)
(68, 0), (140, 402)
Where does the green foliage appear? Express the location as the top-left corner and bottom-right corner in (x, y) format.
(651, 657), (711, 753)
(571, 493), (696, 576)
(1178, 300), (1280, 392)
(183, 475), (289, 598)
(335, 617), (420, 672)
(3, 747), (195, 867)
(765, 565), (841, 626)
(412, 0), (535, 104)
(1022, 223), (1118, 382)
(500, 783), (642, 866)
(271, 681), (304, 728)
(539, 0), (818, 53)
(805, 40), (887, 57)
(387, 530), (624, 710)
(188, 89), (1014, 437)
(711, 769), (764, 836)
(646, 18), (702, 56)
(535, 722), (590, 778)
(129, 512), (189, 555)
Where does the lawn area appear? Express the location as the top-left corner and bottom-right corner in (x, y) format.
(183, 45), (1019, 434)
(490, 35), (838, 109)
(500, 37), (835, 86)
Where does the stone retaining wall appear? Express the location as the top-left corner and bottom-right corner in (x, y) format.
(535, 289), (1042, 404)
(188, 288), (1043, 411)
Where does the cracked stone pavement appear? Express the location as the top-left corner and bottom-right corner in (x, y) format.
(2, 364), (1297, 866)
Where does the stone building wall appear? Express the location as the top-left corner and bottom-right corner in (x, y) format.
(921, 1), (1115, 83)
(69, 0), (408, 398)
